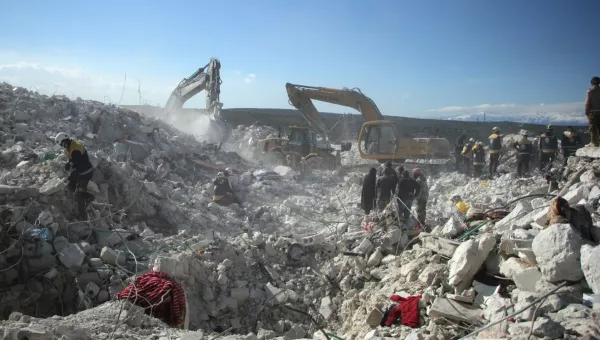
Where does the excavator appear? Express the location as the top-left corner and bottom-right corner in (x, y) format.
(163, 58), (230, 144)
(284, 83), (452, 164)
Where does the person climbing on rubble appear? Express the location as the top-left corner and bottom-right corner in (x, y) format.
(55, 132), (95, 221)
(488, 127), (502, 178)
(451, 195), (469, 216)
(560, 126), (582, 166)
(212, 172), (242, 207)
(455, 133), (466, 172)
(375, 161), (398, 211)
(585, 76), (600, 147)
(395, 170), (421, 225)
(538, 125), (558, 173)
(471, 141), (486, 178)
(513, 131), (533, 178)
(412, 168), (428, 228)
(361, 168), (377, 215)
(461, 138), (475, 177)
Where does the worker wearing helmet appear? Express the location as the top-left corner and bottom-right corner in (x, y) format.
(538, 125), (558, 173)
(585, 76), (600, 147)
(212, 171), (242, 207)
(54, 132), (95, 221)
(412, 168), (428, 228)
(488, 127), (502, 178)
(461, 138), (475, 177)
(454, 133), (466, 172)
(513, 131), (533, 178)
(472, 141), (486, 178)
(560, 127), (582, 166)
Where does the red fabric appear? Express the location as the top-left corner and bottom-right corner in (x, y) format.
(115, 271), (186, 327)
(385, 294), (422, 328)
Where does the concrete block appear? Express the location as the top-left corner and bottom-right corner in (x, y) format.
(428, 297), (482, 323)
(58, 244), (86, 270)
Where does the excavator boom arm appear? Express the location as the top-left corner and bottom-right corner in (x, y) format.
(285, 83), (384, 138)
(165, 58), (223, 118)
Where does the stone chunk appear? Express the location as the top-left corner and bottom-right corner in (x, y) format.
(100, 246), (126, 266)
(231, 287), (250, 301)
(581, 244), (600, 294)
(448, 234), (496, 293)
(319, 296), (334, 320)
(429, 297), (482, 323)
(58, 244), (86, 270)
(532, 223), (584, 282)
(39, 177), (67, 195)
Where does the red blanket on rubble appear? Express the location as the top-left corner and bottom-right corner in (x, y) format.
(385, 294), (422, 328)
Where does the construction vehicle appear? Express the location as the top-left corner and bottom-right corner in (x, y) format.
(285, 83), (452, 164)
(163, 58), (229, 143)
(254, 126), (342, 171)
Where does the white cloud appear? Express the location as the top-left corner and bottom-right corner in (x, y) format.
(426, 102), (587, 125)
(0, 56), (278, 111)
(243, 73), (256, 84)
(426, 102), (583, 115)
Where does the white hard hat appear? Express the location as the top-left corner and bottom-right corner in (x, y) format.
(492, 127), (499, 132)
(225, 167), (233, 174)
(469, 138), (475, 143)
(54, 132), (70, 145)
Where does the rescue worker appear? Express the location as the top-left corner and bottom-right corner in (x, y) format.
(55, 132), (95, 221)
(538, 125), (558, 173)
(560, 127), (582, 165)
(360, 168), (377, 215)
(455, 133), (466, 172)
(585, 76), (600, 147)
(375, 161), (399, 211)
(472, 141), (486, 178)
(212, 172), (242, 207)
(488, 127), (502, 178)
(395, 170), (421, 225)
(412, 168), (428, 227)
(461, 138), (475, 177)
(451, 195), (469, 215)
(513, 132), (533, 178)
(395, 165), (404, 179)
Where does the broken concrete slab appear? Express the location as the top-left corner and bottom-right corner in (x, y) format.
(39, 177), (67, 195)
(581, 244), (600, 294)
(448, 234), (496, 293)
(532, 223), (585, 282)
(58, 244), (86, 270)
(428, 297), (483, 324)
(513, 267), (542, 292)
(421, 234), (459, 258)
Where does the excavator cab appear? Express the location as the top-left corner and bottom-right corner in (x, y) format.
(358, 121), (399, 160)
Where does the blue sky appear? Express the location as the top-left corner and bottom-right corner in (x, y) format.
(0, 0), (598, 119)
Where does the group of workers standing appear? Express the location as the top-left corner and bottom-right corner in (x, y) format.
(454, 124), (584, 179)
(360, 161), (429, 228)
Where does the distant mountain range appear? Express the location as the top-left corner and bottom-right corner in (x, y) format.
(443, 111), (588, 126)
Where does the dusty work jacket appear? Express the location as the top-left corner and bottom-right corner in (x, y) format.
(488, 133), (502, 154)
(514, 138), (533, 155)
(586, 85), (600, 114)
(67, 139), (93, 175)
(213, 177), (234, 201)
(472, 145), (485, 165)
(539, 133), (558, 154)
(561, 132), (582, 154)
(462, 142), (475, 159)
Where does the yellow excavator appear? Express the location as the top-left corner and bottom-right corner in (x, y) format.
(163, 58), (230, 144)
(285, 83), (452, 164)
(253, 125), (343, 171)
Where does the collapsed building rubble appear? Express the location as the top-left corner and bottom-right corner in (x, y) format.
(1, 81), (600, 339)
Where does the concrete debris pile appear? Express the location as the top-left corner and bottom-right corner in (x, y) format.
(1, 81), (600, 340)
